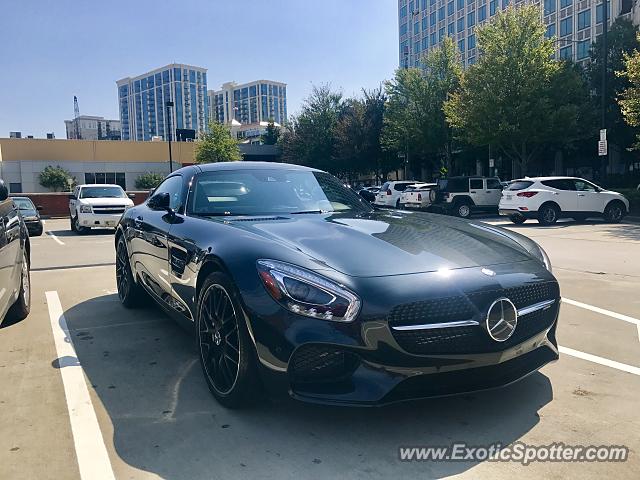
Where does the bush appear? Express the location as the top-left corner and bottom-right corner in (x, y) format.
(39, 165), (74, 192)
(618, 188), (640, 215)
(135, 172), (165, 189)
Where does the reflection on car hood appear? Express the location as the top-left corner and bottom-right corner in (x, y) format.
(219, 210), (532, 277)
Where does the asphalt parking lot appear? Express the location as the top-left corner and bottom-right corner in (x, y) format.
(1, 216), (639, 480)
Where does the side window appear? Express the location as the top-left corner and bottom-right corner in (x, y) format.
(394, 183), (410, 191)
(486, 178), (502, 190)
(542, 180), (575, 191)
(149, 175), (183, 210)
(574, 180), (596, 192)
(469, 179), (483, 190)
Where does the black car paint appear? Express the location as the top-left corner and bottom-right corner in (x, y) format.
(12, 197), (43, 236)
(116, 163), (560, 405)
(0, 183), (30, 323)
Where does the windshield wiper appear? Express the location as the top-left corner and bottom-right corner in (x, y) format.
(289, 210), (329, 215)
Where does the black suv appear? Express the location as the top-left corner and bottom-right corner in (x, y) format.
(433, 176), (503, 218)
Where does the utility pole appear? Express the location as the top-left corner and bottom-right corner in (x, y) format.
(166, 101), (174, 173)
(601, 0), (609, 179)
(73, 96), (81, 140)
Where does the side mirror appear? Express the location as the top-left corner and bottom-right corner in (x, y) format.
(68, 194), (76, 200)
(128, 193), (136, 199)
(149, 192), (171, 211)
(36, 205), (44, 211)
(148, 188), (155, 196)
(0, 181), (7, 202)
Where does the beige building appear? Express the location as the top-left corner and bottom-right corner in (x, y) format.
(0, 138), (195, 193)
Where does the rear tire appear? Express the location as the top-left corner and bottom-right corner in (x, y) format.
(6, 250), (30, 323)
(509, 215), (526, 225)
(454, 200), (472, 218)
(197, 272), (260, 409)
(603, 202), (625, 223)
(70, 215), (76, 232)
(395, 199), (401, 209)
(537, 204), (560, 226)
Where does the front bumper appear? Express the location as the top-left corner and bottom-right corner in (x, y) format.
(77, 212), (123, 228)
(244, 262), (560, 406)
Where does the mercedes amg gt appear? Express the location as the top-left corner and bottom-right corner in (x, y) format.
(115, 162), (560, 408)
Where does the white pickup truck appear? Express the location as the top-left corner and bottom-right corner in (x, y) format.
(69, 184), (134, 234)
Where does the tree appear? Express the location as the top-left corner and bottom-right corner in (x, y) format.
(135, 172), (165, 189)
(617, 34), (640, 148)
(194, 121), (242, 164)
(39, 165), (74, 192)
(280, 85), (345, 173)
(383, 37), (462, 178)
(444, 6), (589, 175)
(589, 18), (640, 153)
(261, 121), (280, 145)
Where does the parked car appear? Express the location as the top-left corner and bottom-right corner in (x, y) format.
(357, 186), (380, 203)
(499, 177), (630, 225)
(374, 180), (420, 208)
(12, 196), (43, 237)
(115, 162), (559, 408)
(399, 183), (437, 210)
(0, 180), (31, 325)
(69, 184), (135, 234)
(433, 176), (504, 218)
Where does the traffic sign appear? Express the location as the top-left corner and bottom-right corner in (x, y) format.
(489, 158), (495, 168)
(598, 140), (608, 156)
(600, 129), (607, 141)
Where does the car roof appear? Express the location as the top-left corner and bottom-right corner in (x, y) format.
(78, 184), (123, 188)
(513, 176), (580, 182)
(189, 161), (321, 174)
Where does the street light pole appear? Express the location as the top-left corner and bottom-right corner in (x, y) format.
(601, 0), (609, 178)
(165, 101), (174, 173)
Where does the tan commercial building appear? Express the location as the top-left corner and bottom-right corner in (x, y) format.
(0, 138), (195, 193)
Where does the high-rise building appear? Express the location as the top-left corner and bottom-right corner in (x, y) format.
(398, 0), (629, 67)
(64, 115), (121, 140)
(207, 80), (287, 127)
(117, 63), (208, 141)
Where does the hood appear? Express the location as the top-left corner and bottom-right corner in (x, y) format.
(78, 197), (133, 206)
(218, 210), (533, 277)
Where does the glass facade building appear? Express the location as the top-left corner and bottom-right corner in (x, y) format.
(398, 0), (624, 66)
(207, 80), (287, 126)
(117, 63), (208, 141)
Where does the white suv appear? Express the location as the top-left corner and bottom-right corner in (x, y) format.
(499, 177), (629, 225)
(374, 181), (420, 208)
(69, 184), (135, 234)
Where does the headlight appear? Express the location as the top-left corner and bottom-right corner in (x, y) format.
(125, 204), (134, 210)
(257, 259), (361, 322)
(535, 244), (552, 272)
(79, 204), (92, 213)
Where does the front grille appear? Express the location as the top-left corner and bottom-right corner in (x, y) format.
(389, 282), (559, 355)
(289, 345), (359, 382)
(92, 206), (126, 215)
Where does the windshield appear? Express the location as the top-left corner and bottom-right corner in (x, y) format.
(79, 186), (127, 199)
(188, 170), (374, 216)
(13, 198), (36, 211)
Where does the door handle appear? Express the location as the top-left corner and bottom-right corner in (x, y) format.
(577, 194), (585, 197)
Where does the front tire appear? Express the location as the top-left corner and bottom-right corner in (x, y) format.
(509, 214), (526, 225)
(74, 215), (88, 235)
(6, 250), (30, 323)
(197, 272), (259, 408)
(537, 204), (559, 226)
(115, 236), (144, 308)
(604, 202), (625, 223)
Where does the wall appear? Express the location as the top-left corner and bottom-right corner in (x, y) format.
(10, 191), (150, 217)
(0, 138), (195, 192)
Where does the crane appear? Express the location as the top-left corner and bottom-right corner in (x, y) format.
(73, 96), (81, 140)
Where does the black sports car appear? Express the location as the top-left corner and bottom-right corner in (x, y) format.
(115, 162), (560, 408)
(12, 196), (43, 237)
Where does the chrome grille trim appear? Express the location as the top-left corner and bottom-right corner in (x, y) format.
(517, 299), (556, 317)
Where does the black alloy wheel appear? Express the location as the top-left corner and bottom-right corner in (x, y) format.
(604, 202), (624, 223)
(197, 272), (259, 408)
(537, 204), (559, 226)
(6, 250), (31, 323)
(116, 236), (143, 307)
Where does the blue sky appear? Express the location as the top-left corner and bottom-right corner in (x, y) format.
(0, 0), (399, 138)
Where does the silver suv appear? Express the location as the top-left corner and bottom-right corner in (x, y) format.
(434, 176), (503, 218)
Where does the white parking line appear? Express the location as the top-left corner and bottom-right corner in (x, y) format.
(45, 291), (115, 480)
(559, 346), (640, 376)
(562, 297), (640, 342)
(46, 231), (65, 246)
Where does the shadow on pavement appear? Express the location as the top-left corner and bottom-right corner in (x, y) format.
(601, 222), (640, 241)
(47, 229), (115, 238)
(58, 294), (553, 479)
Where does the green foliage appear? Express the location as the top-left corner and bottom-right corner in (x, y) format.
(383, 37), (462, 176)
(261, 121), (280, 145)
(194, 122), (242, 164)
(617, 33), (640, 148)
(134, 172), (165, 189)
(590, 18), (640, 150)
(39, 165), (74, 192)
(444, 5), (592, 175)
